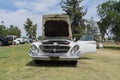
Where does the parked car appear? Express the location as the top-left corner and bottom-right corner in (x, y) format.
(0, 36), (13, 46)
(28, 14), (96, 65)
(16, 38), (25, 44)
(13, 39), (20, 45)
(22, 37), (33, 44)
(12, 36), (20, 45)
(0, 36), (8, 46)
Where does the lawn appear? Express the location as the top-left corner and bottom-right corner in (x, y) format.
(0, 44), (120, 80)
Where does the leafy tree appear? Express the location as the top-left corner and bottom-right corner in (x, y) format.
(60, 0), (87, 40)
(37, 36), (42, 40)
(86, 17), (100, 36)
(24, 18), (37, 39)
(7, 25), (21, 37)
(97, 0), (120, 41)
(0, 21), (8, 36)
(0, 25), (8, 36)
(0, 21), (21, 37)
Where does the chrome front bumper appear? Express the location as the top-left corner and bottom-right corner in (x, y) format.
(28, 51), (80, 61)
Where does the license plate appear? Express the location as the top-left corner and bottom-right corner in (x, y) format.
(50, 57), (59, 60)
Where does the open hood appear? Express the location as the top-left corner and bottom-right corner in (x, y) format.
(42, 14), (72, 39)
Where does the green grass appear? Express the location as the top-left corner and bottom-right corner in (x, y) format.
(0, 44), (120, 80)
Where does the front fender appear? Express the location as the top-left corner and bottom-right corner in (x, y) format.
(31, 41), (41, 49)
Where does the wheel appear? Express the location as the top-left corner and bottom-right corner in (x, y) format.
(34, 60), (40, 64)
(71, 61), (77, 65)
(0, 41), (3, 46)
(18, 40), (21, 44)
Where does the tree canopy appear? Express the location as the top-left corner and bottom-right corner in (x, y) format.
(0, 21), (21, 37)
(86, 17), (100, 36)
(0, 25), (7, 36)
(24, 18), (37, 39)
(97, 0), (120, 41)
(7, 25), (21, 37)
(60, 0), (87, 40)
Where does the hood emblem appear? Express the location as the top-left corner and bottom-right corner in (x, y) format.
(53, 42), (58, 45)
(53, 42), (58, 53)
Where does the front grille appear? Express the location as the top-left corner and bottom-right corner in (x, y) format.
(43, 40), (69, 45)
(40, 40), (70, 53)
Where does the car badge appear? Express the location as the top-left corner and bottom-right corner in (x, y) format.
(53, 42), (58, 45)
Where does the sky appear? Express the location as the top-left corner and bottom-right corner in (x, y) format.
(0, 0), (107, 37)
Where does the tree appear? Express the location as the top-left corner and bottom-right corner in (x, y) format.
(7, 25), (21, 37)
(86, 17), (100, 36)
(0, 21), (21, 37)
(60, 0), (87, 40)
(24, 18), (37, 39)
(97, 0), (120, 41)
(37, 36), (42, 40)
(0, 21), (8, 36)
(0, 25), (8, 36)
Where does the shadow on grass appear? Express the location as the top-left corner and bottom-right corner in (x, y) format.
(26, 60), (77, 67)
(104, 46), (120, 50)
(79, 57), (91, 60)
(0, 44), (12, 47)
(26, 57), (91, 67)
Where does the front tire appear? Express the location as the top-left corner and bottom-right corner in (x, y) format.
(71, 61), (77, 65)
(34, 60), (40, 64)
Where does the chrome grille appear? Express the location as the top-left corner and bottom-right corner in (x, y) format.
(43, 40), (69, 45)
(40, 40), (70, 53)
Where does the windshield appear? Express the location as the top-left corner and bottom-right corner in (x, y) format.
(80, 35), (94, 41)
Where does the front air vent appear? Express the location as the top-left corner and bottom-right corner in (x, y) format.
(43, 40), (70, 45)
(40, 40), (70, 53)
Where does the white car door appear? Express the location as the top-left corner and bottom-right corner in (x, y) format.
(77, 35), (96, 54)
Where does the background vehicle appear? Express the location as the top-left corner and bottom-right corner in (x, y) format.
(12, 36), (20, 45)
(13, 39), (20, 45)
(22, 37), (33, 44)
(16, 38), (25, 44)
(0, 36), (8, 46)
(0, 36), (13, 46)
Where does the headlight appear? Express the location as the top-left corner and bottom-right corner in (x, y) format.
(31, 45), (39, 54)
(70, 45), (79, 55)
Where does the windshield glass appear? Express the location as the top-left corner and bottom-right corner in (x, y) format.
(80, 35), (94, 41)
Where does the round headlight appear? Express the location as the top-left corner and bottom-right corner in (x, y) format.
(31, 45), (39, 54)
(70, 45), (79, 55)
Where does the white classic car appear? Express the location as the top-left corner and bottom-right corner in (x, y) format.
(28, 14), (96, 65)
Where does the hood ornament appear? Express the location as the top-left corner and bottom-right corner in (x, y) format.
(53, 42), (58, 53)
(53, 42), (58, 45)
